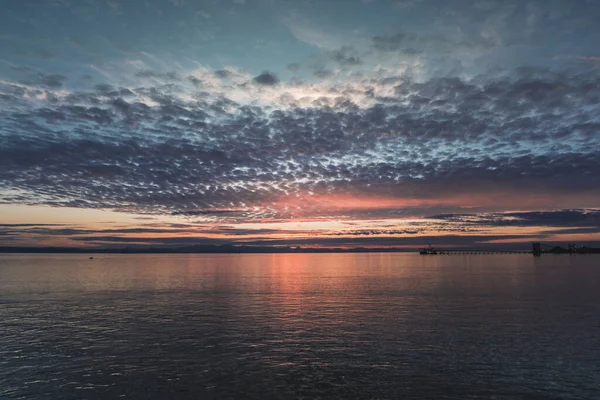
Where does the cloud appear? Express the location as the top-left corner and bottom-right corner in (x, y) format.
(237, 234), (540, 249)
(252, 71), (279, 86)
(0, 223), (547, 249)
(134, 70), (180, 81)
(0, 222), (319, 248)
(313, 68), (334, 78)
(171, 210), (247, 217)
(23, 73), (68, 89)
(428, 210), (600, 229)
(286, 63), (301, 73)
(0, 223), (66, 227)
(328, 47), (362, 66)
(2, 0), (600, 249)
(2, 62), (600, 222)
(69, 236), (227, 246)
(372, 32), (405, 52)
(214, 69), (231, 79)
(282, 13), (345, 50)
(402, 48), (422, 55)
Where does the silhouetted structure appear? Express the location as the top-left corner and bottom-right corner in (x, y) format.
(418, 242), (600, 256)
(540, 243), (600, 254)
(419, 245), (438, 255)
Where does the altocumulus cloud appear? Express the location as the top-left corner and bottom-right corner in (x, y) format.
(1, 64), (600, 221)
(252, 71), (279, 86)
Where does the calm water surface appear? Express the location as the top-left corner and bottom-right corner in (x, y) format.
(1, 253), (599, 399)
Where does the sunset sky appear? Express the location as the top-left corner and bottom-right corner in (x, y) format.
(1, 0), (600, 249)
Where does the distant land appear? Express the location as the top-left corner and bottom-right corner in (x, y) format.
(1, 243), (599, 254)
(0, 245), (415, 254)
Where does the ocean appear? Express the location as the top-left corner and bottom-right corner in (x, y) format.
(1, 253), (599, 399)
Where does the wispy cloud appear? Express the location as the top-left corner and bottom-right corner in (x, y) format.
(2, 0), (600, 247)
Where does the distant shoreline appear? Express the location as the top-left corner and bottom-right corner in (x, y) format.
(3, 244), (598, 255)
(0, 246), (416, 254)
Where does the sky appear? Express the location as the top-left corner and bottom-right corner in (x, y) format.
(1, 0), (600, 249)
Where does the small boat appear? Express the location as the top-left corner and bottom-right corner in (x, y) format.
(419, 245), (437, 255)
(89, 256), (94, 260)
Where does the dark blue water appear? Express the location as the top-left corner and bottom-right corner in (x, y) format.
(1, 253), (599, 399)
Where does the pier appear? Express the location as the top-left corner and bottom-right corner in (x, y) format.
(429, 249), (530, 255)
(419, 243), (600, 256)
